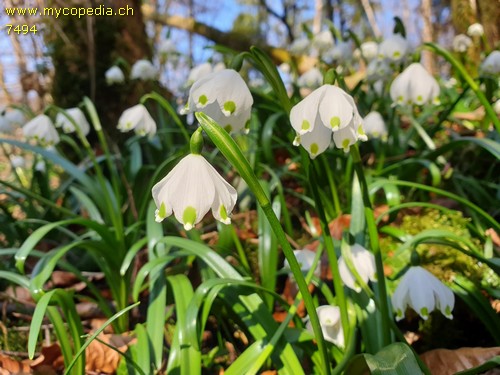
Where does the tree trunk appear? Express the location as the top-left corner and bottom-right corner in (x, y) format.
(421, 0), (436, 74)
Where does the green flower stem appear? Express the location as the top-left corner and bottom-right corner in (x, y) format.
(423, 42), (500, 133)
(321, 154), (341, 216)
(141, 92), (191, 144)
(196, 112), (332, 375)
(407, 114), (447, 166)
(308, 161), (350, 341)
(349, 144), (391, 347)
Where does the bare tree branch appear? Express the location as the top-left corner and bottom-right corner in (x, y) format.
(258, 0), (294, 42)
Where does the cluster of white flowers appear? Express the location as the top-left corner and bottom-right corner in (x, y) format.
(290, 85), (367, 158)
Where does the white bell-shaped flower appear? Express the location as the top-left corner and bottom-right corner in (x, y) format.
(290, 85), (366, 157)
(338, 244), (377, 292)
(283, 249), (321, 278)
(363, 111), (387, 139)
(493, 99), (500, 115)
(152, 154), (237, 230)
(55, 108), (90, 136)
(297, 68), (323, 89)
(117, 104), (157, 137)
(312, 30), (334, 53)
(306, 305), (345, 347)
(357, 41), (379, 61)
(158, 39), (177, 55)
(467, 23), (484, 37)
(181, 69), (253, 134)
(452, 34), (472, 53)
(392, 266), (454, 321)
(186, 63), (214, 87)
(326, 42), (352, 63)
(378, 34), (408, 63)
(130, 59), (158, 81)
(105, 66), (125, 85)
(1, 107), (24, 134)
(10, 155), (26, 169)
(480, 51), (500, 75)
(23, 114), (60, 146)
(290, 36), (310, 55)
(390, 63), (440, 106)
(366, 59), (392, 82)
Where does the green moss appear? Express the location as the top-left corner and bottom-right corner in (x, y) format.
(382, 209), (499, 289)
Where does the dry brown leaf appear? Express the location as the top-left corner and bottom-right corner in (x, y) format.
(485, 228), (500, 247)
(0, 353), (32, 374)
(85, 333), (136, 374)
(30, 343), (64, 372)
(420, 346), (500, 375)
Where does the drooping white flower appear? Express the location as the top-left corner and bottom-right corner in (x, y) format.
(338, 244), (377, 292)
(283, 249), (321, 278)
(467, 23), (484, 37)
(378, 34), (409, 63)
(366, 59), (392, 82)
(297, 68), (323, 89)
(35, 159), (46, 173)
(105, 66), (125, 85)
(356, 41), (379, 61)
(186, 63), (214, 87)
(158, 39), (177, 55)
(22, 114), (60, 146)
(0, 107), (25, 134)
(390, 63), (440, 106)
(10, 155), (25, 169)
(290, 36), (311, 55)
(480, 51), (500, 75)
(312, 30), (334, 53)
(325, 42), (352, 63)
(151, 154), (237, 230)
(290, 85), (367, 157)
(55, 108), (90, 136)
(392, 266), (455, 321)
(181, 69), (253, 134)
(306, 305), (345, 347)
(363, 111), (387, 139)
(493, 99), (500, 115)
(130, 59), (158, 81)
(117, 104), (157, 137)
(452, 34), (472, 53)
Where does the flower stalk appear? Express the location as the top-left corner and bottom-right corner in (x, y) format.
(308, 160), (350, 342)
(196, 111), (332, 375)
(349, 144), (392, 346)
